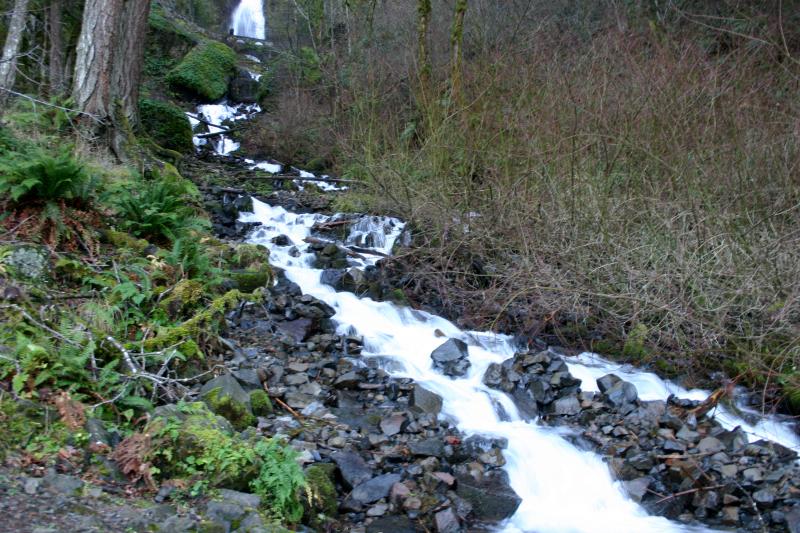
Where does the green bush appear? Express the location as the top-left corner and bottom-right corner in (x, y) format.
(139, 99), (194, 153)
(166, 41), (237, 100)
(113, 171), (208, 244)
(0, 150), (98, 205)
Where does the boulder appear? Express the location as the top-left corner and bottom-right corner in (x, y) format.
(228, 68), (261, 103)
(455, 469), (522, 522)
(200, 374), (254, 430)
(409, 384), (443, 416)
(347, 473), (403, 508)
(431, 339), (471, 378)
(331, 450), (373, 489)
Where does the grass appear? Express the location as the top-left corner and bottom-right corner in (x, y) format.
(258, 3), (800, 411)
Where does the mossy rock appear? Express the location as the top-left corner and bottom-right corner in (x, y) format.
(200, 374), (255, 430)
(2, 244), (51, 281)
(229, 266), (272, 293)
(303, 463), (338, 526)
(249, 390), (273, 417)
(102, 229), (150, 254)
(167, 41), (237, 100)
(231, 243), (269, 269)
(139, 99), (194, 153)
(159, 279), (205, 318)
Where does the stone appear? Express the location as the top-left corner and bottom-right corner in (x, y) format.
(786, 506), (800, 533)
(228, 68), (262, 103)
(200, 374), (254, 430)
(331, 450), (373, 489)
(624, 477), (652, 503)
(431, 338), (471, 377)
(42, 471), (83, 495)
(349, 473), (403, 506)
(367, 503), (389, 517)
(409, 384), (443, 416)
(381, 414), (407, 436)
(365, 516), (419, 533)
(752, 488), (776, 506)
(85, 418), (111, 448)
(284, 373), (309, 385)
(721, 506), (739, 525)
(276, 318), (314, 342)
(549, 396), (581, 416)
(697, 437), (724, 454)
(409, 439), (445, 457)
(597, 374), (622, 393)
(742, 467), (763, 483)
(334, 371), (362, 389)
(216, 489), (261, 509)
(482, 363), (505, 388)
(5, 245), (51, 280)
(455, 469), (522, 522)
(435, 508), (461, 533)
(604, 380), (638, 408)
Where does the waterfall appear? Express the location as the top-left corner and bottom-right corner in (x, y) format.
(230, 0), (266, 40)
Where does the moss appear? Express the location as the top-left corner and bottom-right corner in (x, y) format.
(167, 41), (237, 100)
(229, 266), (272, 293)
(144, 289), (253, 352)
(103, 229), (150, 254)
(304, 464), (338, 521)
(622, 323), (649, 360)
(159, 279), (205, 318)
(139, 99), (194, 153)
(385, 288), (408, 305)
(204, 387), (255, 431)
(232, 243), (269, 269)
(249, 390), (273, 417)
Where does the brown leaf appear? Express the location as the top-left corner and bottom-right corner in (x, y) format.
(53, 391), (86, 431)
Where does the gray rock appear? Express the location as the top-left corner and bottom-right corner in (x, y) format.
(786, 505), (800, 533)
(697, 436), (724, 454)
(200, 374), (252, 414)
(455, 469), (521, 522)
(431, 339), (471, 378)
(409, 439), (445, 457)
(753, 488), (776, 506)
(482, 363), (505, 388)
(331, 450), (373, 489)
(276, 318), (314, 342)
(381, 414), (407, 436)
(85, 418), (111, 448)
(232, 369), (263, 390)
(409, 384), (443, 416)
(284, 373), (309, 386)
(549, 396), (581, 416)
(206, 500), (245, 530)
(365, 516), (418, 533)
(349, 473), (403, 506)
(624, 477), (652, 503)
(284, 391), (314, 409)
(5, 244), (50, 280)
(597, 374), (622, 393)
(217, 489), (261, 509)
(42, 471), (83, 495)
(334, 371), (362, 389)
(604, 380), (638, 408)
(23, 477), (41, 495)
(435, 507), (461, 533)
(159, 515), (197, 532)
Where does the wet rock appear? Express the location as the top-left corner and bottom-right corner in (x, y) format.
(597, 374), (638, 408)
(431, 339), (471, 378)
(276, 318), (315, 342)
(435, 507), (461, 533)
(321, 269), (344, 288)
(409, 384), (443, 416)
(347, 473), (403, 508)
(549, 396), (581, 416)
(455, 470), (521, 522)
(331, 451), (373, 489)
(272, 234), (292, 246)
(334, 371), (363, 389)
(697, 436), (724, 454)
(624, 477), (652, 503)
(409, 439), (445, 457)
(381, 414), (407, 436)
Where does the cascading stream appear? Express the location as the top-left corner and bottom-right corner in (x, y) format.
(237, 200), (800, 532)
(230, 0), (266, 40)
(187, 73), (799, 531)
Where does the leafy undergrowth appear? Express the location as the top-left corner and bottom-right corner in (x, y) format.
(0, 110), (303, 521)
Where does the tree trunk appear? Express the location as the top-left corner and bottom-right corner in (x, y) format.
(48, 0), (66, 97)
(72, 0), (151, 157)
(450, 0), (467, 106)
(0, 0), (31, 107)
(417, 0), (432, 89)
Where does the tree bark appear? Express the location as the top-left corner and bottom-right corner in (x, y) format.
(72, 0), (151, 157)
(0, 0), (31, 107)
(417, 0), (432, 89)
(450, 0), (467, 105)
(48, 0), (66, 97)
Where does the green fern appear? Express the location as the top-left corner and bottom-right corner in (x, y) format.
(250, 438), (307, 523)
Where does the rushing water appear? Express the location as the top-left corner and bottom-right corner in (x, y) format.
(230, 0), (266, 40)
(189, 95), (800, 532)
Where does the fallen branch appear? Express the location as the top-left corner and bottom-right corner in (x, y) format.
(654, 484), (725, 504)
(239, 174), (361, 185)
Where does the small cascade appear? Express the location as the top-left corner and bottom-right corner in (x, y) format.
(230, 0), (266, 40)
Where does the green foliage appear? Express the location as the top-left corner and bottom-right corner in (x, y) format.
(113, 172), (208, 244)
(622, 323), (649, 360)
(139, 99), (194, 153)
(249, 390), (273, 417)
(288, 47), (322, 86)
(204, 387), (255, 431)
(167, 41), (237, 100)
(250, 438), (307, 523)
(303, 463), (337, 525)
(0, 150), (98, 205)
(164, 237), (220, 281)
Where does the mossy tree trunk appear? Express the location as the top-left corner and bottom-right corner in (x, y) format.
(450, 0), (467, 106)
(0, 0), (31, 108)
(416, 0), (432, 91)
(72, 0), (151, 158)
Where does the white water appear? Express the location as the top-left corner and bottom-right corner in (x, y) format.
(230, 0), (266, 40)
(236, 200), (800, 532)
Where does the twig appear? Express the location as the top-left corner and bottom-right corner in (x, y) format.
(654, 484), (725, 504)
(0, 87), (103, 123)
(273, 396), (304, 420)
